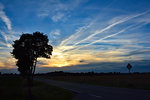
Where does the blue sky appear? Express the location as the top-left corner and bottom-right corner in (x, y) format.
(0, 0), (150, 73)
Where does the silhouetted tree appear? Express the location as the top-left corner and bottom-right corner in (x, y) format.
(12, 31), (53, 79)
(11, 32), (53, 99)
(127, 63), (132, 73)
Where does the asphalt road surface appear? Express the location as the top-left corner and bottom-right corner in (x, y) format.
(35, 78), (150, 100)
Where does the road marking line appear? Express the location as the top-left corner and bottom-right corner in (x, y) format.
(90, 94), (103, 98)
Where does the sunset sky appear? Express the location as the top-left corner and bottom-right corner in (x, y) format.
(0, 0), (150, 73)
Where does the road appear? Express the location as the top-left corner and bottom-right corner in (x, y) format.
(34, 78), (150, 100)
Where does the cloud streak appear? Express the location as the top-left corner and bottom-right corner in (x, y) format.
(72, 10), (150, 46)
(125, 50), (150, 56)
(58, 10), (150, 54)
(86, 23), (145, 46)
(38, 0), (88, 22)
(60, 20), (95, 46)
(0, 3), (12, 31)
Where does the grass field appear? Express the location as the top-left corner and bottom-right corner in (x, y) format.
(0, 76), (73, 100)
(44, 74), (150, 90)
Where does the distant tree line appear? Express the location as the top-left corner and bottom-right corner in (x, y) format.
(35, 71), (150, 76)
(1, 71), (150, 76)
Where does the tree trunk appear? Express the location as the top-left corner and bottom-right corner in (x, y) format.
(27, 74), (32, 100)
(33, 58), (37, 75)
(31, 58), (37, 80)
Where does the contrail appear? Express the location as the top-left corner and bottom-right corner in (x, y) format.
(61, 25), (133, 53)
(60, 21), (94, 46)
(86, 25), (135, 46)
(72, 10), (150, 46)
(63, 23), (141, 52)
(59, 10), (150, 53)
(75, 19), (150, 52)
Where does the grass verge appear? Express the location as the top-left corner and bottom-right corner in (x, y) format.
(0, 76), (73, 100)
(32, 80), (73, 100)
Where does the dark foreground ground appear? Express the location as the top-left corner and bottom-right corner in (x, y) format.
(1, 74), (150, 100)
(0, 76), (73, 100)
(35, 78), (150, 100)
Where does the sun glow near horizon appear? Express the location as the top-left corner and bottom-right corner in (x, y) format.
(38, 45), (133, 68)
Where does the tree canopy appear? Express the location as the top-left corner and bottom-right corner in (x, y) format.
(11, 32), (53, 77)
